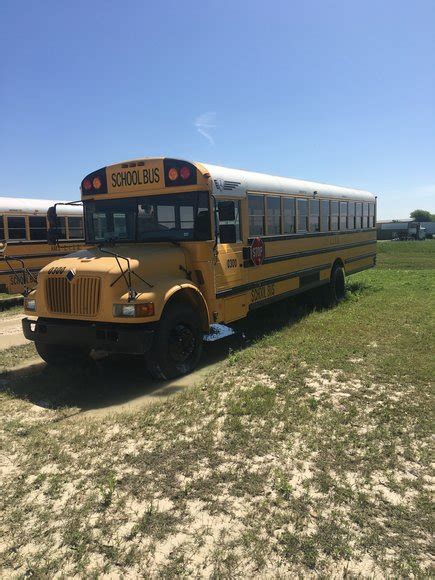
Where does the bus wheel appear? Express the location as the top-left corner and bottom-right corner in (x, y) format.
(146, 303), (203, 380)
(35, 342), (91, 367)
(322, 264), (346, 307)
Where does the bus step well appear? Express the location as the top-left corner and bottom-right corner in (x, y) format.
(203, 323), (236, 342)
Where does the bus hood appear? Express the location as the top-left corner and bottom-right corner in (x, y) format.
(39, 243), (187, 286)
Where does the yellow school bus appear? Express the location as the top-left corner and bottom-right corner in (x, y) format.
(22, 158), (376, 379)
(0, 197), (85, 294)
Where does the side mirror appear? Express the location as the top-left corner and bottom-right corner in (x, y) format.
(218, 201), (235, 222)
(219, 224), (237, 244)
(47, 206), (59, 244)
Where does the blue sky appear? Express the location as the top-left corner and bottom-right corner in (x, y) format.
(1, 0), (434, 219)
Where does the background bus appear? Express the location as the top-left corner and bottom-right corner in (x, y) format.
(0, 197), (85, 294)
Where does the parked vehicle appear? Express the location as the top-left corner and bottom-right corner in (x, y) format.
(0, 197), (85, 294)
(22, 158), (377, 378)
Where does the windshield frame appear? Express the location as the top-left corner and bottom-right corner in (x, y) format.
(83, 191), (212, 245)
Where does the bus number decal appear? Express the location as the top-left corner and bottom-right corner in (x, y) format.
(226, 258), (237, 269)
(251, 283), (275, 303)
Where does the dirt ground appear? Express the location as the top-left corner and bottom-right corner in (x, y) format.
(0, 310), (238, 417)
(0, 312), (29, 350)
(6, 351), (224, 418)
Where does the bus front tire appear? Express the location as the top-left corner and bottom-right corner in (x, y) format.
(146, 303), (203, 381)
(322, 264), (346, 307)
(35, 341), (91, 367)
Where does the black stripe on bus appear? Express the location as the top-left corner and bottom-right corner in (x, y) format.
(4, 252), (69, 260)
(0, 267), (41, 279)
(216, 263), (331, 299)
(247, 228), (376, 243)
(2, 239), (84, 246)
(243, 239), (376, 268)
(344, 252), (376, 264)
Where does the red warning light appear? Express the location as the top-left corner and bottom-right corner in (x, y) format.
(180, 166), (191, 180)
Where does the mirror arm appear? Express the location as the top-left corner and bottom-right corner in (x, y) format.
(211, 194), (219, 255)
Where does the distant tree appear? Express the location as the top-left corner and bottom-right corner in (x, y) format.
(410, 209), (434, 222)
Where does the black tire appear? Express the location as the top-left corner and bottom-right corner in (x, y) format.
(35, 341), (91, 367)
(146, 303), (203, 380)
(322, 264), (346, 307)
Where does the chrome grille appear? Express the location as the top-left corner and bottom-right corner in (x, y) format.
(46, 276), (101, 316)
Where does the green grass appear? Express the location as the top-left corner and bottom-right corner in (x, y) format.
(377, 238), (435, 269)
(0, 241), (434, 577)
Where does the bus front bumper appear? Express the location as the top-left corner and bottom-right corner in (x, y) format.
(22, 317), (155, 355)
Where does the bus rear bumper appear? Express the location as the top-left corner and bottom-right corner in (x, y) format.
(22, 317), (155, 355)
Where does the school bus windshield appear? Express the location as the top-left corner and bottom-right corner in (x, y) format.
(84, 191), (211, 243)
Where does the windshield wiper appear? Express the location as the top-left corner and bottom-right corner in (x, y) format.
(99, 246), (153, 301)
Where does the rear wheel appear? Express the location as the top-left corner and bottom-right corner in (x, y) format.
(35, 341), (91, 367)
(146, 303), (203, 380)
(322, 264), (346, 307)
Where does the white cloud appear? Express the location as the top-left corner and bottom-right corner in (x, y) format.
(195, 111), (216, 145)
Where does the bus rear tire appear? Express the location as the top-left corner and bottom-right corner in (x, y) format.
(146, 303), (203, 381)
(322, 264), (346, 307)
(35, 341), (91, 367)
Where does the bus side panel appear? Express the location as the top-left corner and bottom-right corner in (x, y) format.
(216, 229), (376, 321)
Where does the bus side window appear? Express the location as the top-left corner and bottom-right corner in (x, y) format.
(310, 199), (320, 232)
(266, 196), (281, 235)
(320, 200), (329, 231)
(348, 202), (355, 229)
(355, 202), (362, 229)
(340, 202), (348, 230)
(330, 201), (339, 231)
(363, 202), (369, 229)
(29, 216), (47, 240)
(7, 216), (26, 240)
(58, 217), (67, 239)
(283, 198), (295, 233)
(297, 199), (308, 232)
(68, 217), (84, 239)
(218, 200), (241, 244)
(369, 202), (375, 227)
(248, 195), (264, 236)
(0, 215), (4, 240)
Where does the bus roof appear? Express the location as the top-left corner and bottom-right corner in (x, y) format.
(198, 162), (376, 202)
(0, 197), (83, 216)
(85, 157), (376, 202)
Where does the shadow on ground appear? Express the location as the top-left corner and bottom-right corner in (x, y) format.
(1, 281), (369, 415)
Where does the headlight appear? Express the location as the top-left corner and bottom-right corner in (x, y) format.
(113, 303), (155, 317)
(24, 298), (36, 311)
